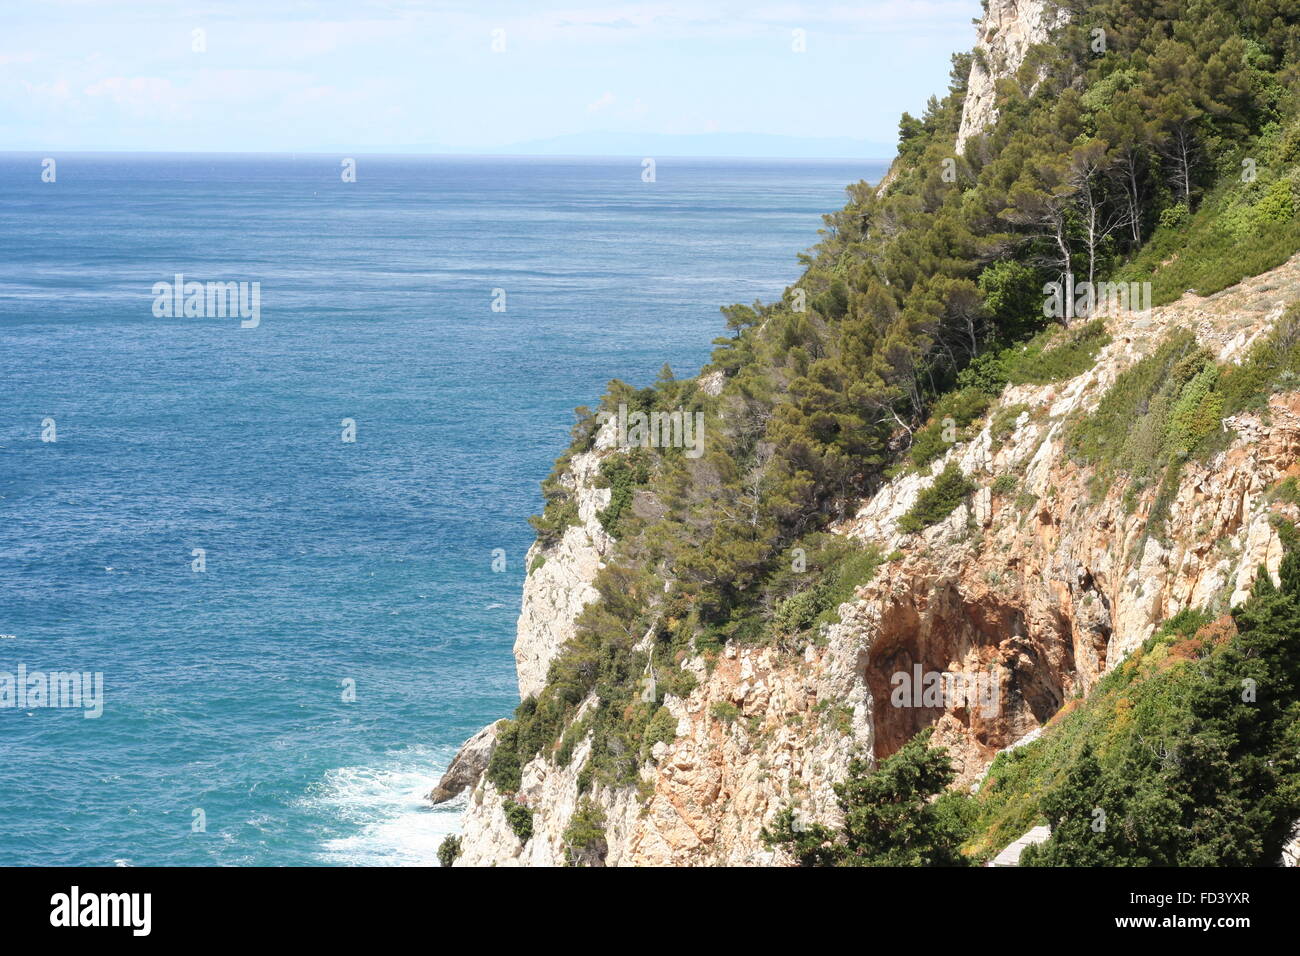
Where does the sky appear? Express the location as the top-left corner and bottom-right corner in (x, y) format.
(1, 0), (984, 156)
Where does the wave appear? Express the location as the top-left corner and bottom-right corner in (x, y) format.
(306, 746), (462, 867)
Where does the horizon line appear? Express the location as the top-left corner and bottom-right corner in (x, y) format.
(0, 148), (897, 162)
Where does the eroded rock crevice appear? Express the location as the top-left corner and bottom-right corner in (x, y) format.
(864, 581), (1071, 773)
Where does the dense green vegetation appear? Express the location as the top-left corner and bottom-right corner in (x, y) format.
(487, 0), (1300, 856)
(763, 728), (975, 866)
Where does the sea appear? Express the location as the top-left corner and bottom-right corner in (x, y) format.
(0, 153), (886, 865)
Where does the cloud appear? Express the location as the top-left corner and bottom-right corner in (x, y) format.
(83, 75), (178, 115)
(587, 90), (616, 112)
(19, 78), (72, 106)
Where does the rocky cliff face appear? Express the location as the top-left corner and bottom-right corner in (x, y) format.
(443, 250), (1300, 866)
(954, 0), (1069, 154)
(512, 421), (618, 700)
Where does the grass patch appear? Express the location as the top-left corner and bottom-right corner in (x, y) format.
(1119, 169), (1300, 305)
(1000, 320), (1111, 386)
(908, 387), (997, 470)
(711, 701), (741, 724)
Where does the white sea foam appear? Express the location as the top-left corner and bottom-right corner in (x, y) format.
(309, 747), (462, 867)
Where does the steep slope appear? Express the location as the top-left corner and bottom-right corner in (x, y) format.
(434, 0), (1300, 866)
(513, 422), (618, 700)
(445, 257), (1300, 865)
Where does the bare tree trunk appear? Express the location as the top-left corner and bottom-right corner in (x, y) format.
(1173, 128), (1193, 204)
(1127, 161), (1143, 244)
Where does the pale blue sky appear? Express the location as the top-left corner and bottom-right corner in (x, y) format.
(1, 0), (983, 155)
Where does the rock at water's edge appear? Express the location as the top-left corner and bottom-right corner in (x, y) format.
(428, 720), (506, 804)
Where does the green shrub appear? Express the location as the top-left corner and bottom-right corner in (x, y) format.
(1158, 202), (1189, 230)
(909, 388), (996, 469)
(1164, 362), (1222, 458)
(1000, 321), (1111, 386)
(528, 497), (578, 546)
(711, 701), (741, 724)
(504, 800), (534, 844)
(774, 588), (824, 635)
(555, 713), (594, 767)
(642, 706), (678, 759)
(595, 451), (651, 539)
(437, 834), (461, 867)
(899, 463), (977, 534)
(485, 719), (524, 793)
(767, 537), (883, 639)
(991, 475), (1018, 496)
(978, 260), (1046, 343)
(562, 799), (609, 866)
(764, 728), (974, 866)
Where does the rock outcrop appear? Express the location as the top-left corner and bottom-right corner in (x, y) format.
(428, 720), (505, 804)
(955, 0), (1069, 155)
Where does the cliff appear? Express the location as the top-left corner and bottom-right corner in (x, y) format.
(513, 422), (618, 700)
(434, 0), (1300, 866)
(444, 253), (1300, 865)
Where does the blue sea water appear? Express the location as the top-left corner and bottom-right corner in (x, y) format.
(0, 153), (885, 866)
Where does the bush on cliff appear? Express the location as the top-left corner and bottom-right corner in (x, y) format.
(562, 799), (609, 867)
(897, 463), (976, 534)
(763, 728), (975, 866)
(504, 800), (535, 845)
(437, 835), (461, 868)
